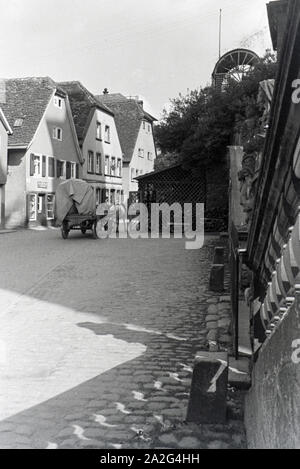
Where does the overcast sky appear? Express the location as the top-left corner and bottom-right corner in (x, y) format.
(0, 0), (272, 118)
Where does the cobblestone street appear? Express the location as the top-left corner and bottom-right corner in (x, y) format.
(0, 229), (246, 449)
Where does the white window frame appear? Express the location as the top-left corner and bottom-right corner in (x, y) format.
(29, 194), (37, 221)
(111, 157), (116, 176)
(57, 160), (65, 178)
(70, 162), (76, 179)
(96, 122), (102, 140)
(104, 125), (110, 143)
(96, 153), (101, 174)
(46, 194), (55, 220)
(32, 154), (42, 177)
(117, 158), (122, 177)
(37, 195), (43, 214)
(88, 151), (94, 173)
(53, 127), (62, 141)
(96, 188), (101, 205)
(105, 155), (110, 175)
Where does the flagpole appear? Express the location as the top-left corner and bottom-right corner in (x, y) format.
(219, 9), (222, 58)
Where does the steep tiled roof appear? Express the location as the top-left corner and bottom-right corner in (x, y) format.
(0, 77), (57, 146)
(58, 81), (114, 144)
(0, 107), (12, 134)
(96, 93), (156, 163)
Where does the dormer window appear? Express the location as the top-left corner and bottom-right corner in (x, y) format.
(54, 96), (63, 108)
(13, 118), (23, 127)
(53, 127), (62, 141)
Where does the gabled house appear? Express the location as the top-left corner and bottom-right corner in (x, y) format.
(0, 107), (13, 228)
(59, 82), (123, 205)
(1, 77), (83, 228)
(96, 93), (157, 204)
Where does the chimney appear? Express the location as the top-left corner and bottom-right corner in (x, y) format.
(103, 88), (109, 95)
(138, 100), (144, 108)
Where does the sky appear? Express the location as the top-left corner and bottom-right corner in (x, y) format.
(0, 0), (272, 118)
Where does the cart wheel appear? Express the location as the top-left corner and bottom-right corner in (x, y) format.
(61, 223), (69, 239)
(92, 221), (99, 239)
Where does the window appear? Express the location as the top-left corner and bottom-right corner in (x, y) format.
(48, 157), (55, 178)
(96, 188), (101, 205)
(54, 96), (63, 108)
(14, 118), (23, 127)
(111, 157), (116, 176)
(57, 160), (65, 178)
(148, 124), (151, 132)
(117, 159), (122, 177)
(105, 155), (110, 175)
(143, 121), (145, 130)
(147, 152), (152, 160)
(47, 194), (55, 219)
(66, 161), (71, 179)
(138, 148), (144, 158)
(28, 194), (37, 221)
(131, 168), (135, 181)
(30, 154), (41, 176)
(116, 190), (121, 204)
(96, 153), (101, 174)
(110, 189), (115, 204)
(104, 125), (110, 143)
(105, 189), (109, 202)
(70, 162), (77, 179)
(53, 127), (62, 141)
(88, 151), (94, 173)
(96, 122), (102, 140)
(37, 195), (43, 213)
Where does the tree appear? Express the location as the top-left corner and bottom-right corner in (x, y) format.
(154, 52), (277, 168)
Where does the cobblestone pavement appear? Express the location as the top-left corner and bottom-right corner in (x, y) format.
(0, 229), (246, 449)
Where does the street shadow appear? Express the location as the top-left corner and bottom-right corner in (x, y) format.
(0, 234), (226, 448)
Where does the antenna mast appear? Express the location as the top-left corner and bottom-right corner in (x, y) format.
(219, 9), (222, 58)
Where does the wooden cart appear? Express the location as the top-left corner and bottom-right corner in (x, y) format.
(61, 214), (99, 239)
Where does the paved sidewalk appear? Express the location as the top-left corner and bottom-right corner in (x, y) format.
(0, 230), (246, 449)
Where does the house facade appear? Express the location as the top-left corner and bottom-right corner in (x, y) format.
(1, 77), (82, 228)
(96, 93), (157, 204)
(59, 82), (123, 205)
(0, 107), (13, 228)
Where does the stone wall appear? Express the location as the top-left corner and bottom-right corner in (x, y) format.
(245, 303), (300, 449)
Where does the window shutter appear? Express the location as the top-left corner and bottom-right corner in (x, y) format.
(66, 161), (71, 179)
(42, 155), (46, 177)
(30, 154), (35, 176)
(76, 164), (79, 179)
(48, 157), (54, 177)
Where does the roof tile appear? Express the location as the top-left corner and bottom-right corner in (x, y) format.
(96, 93), (156, 162)
(0, 77), (56, 146)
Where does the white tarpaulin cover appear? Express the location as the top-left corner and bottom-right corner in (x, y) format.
(54, 179), (96, 225)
